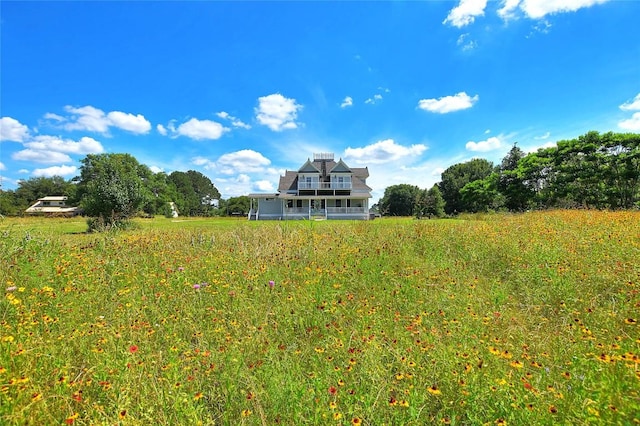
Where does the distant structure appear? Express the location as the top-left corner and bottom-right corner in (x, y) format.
(248, 153), (372, 220)
(25, 196), (81, 216)
(168, 202), (179, 218)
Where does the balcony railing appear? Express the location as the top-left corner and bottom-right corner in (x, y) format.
(298, 182), (352, 190)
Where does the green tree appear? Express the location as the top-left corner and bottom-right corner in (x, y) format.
(379, 184), (421, 216)
(498, 144), (532, 211)
(460, 173), (504, 212)
(168, 171), (220, 216)
(76, 153), (151, 229)
(141, 172), (179, 215)
(225, 196), (250, 216)
(439, 159), (495, 214)
(415, 185), (445, 218)
(0, 190), (19, 216)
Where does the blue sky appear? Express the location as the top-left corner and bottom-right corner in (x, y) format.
(1, 0), (639, 202)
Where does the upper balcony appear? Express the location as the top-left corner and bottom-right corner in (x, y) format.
(298, 181), (352, 191)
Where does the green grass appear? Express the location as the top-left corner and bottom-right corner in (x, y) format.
(1, 211), (639, 425)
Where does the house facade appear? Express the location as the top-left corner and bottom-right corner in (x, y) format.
(248, 153), (372, 220)
(25, 196), (81, 216)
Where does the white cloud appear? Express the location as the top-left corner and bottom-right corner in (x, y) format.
(1, 117), (30, 142)
(43, 112), (65, 122)
(534, 131), (551, 140)
(341, 96), (353, 108)
(519, 0), (609, 19)
(216, 111), (251, 129)
(255, 93), (302, 131)
(62, 105), (110, 133)
(619, 112), (640, 131)
(58, 105), (151, 134)
(620, 93), (640, 111)
(12, 149), (73, 164)
(32, 165), (77, 178)
(254, 180), (275, 192)
(149, 166), (164, 174)
(418, 92), (479, 113)
(498, 0), (522, 20)
(344, 139), (427, 165)
(175, 118), (229, 140)
(217, 150), (271, 174)
(0, 161), (5, 171)
(443, 0), (488, 28)
(365, 94), (383, 105)
(157, 124), (167, 135)
(457, 33), (478, 51)
(106, 111), (151, 134)
(24, 135), (104, 155)
(466, 136), (503, 152)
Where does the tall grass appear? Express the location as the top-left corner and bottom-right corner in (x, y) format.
(1, 211), (638, 425)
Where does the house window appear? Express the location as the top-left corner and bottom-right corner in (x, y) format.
(336, 200), (342, 207)
(287, 200), (293, 208)
(296, 200), (302, 208)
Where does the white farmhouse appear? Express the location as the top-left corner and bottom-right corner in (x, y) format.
(248, 153), (372, 220)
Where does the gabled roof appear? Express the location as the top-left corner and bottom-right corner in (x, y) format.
(329, 159), (351, 173)
(298, 159), (321, 173)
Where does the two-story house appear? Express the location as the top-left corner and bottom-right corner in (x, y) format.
(248, 153), (372, 220)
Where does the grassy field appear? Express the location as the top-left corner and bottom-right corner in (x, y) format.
(1, 211), (638, 425)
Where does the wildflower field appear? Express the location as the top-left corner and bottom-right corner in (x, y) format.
(1, 210), (639, 425)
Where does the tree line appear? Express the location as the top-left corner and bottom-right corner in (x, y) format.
(0, 153), (251, 221)
(378, 131), (640, 217)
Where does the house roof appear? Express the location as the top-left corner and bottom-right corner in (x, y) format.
(278, 158), (371, 193)
(38, 196), (68, 201)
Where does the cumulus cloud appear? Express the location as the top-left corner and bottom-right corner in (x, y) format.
(54, 105), (151, 134)
(497, 0), (521, 20)
(24, 135), (104, 155)
(254, 180), (275, 192)
(106, 111), (152, 134)
(12, 149), (73, 164)
(519, 0), (609, 19)
(418, 92), (479, 113)
(466, 136), (503, 152)
(32, 165), (77, 178)
(443, 0), (488, 28)
(217, 150), (272, 174)
(0, 161), (5, 171)
(156, 124), (167, 136)
(344, 139), (427, 165)
(619, 112), (640, 131)
(175, 118), (229, 140)
(1, 117), (30, 142)
(340, 96), (353, 108)
(497, 0), (610, 20)
(255, 94), (302, 131)
(620, 93), (640, 111)
(216, 111), (251, 129)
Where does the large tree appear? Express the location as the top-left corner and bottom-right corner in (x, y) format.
(168, 170), (220, 216)
(75, 153), (151, 227)
(439, 158), (495, 214)
(379, 184), (421, 216)
(498, 144), (531, 211)
(414, 185), (445, 218)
